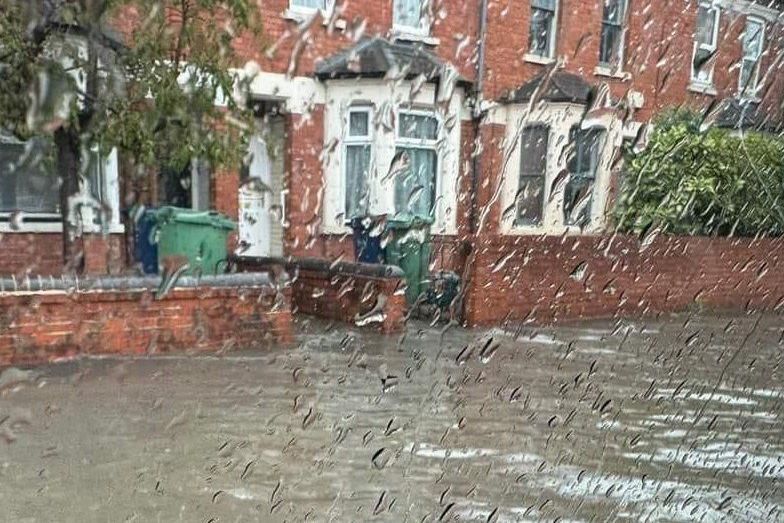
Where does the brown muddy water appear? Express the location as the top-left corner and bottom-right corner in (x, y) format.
(0, 313), (782, 522)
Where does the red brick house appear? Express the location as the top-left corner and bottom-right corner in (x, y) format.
(2, 0), (783, 281)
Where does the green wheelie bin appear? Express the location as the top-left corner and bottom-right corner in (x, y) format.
(386, 216), (433, 306)
(155, 206), (237, 275)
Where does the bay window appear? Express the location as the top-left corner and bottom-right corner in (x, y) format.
(599, 0), (627, 69)
(516, 125), (549, 226)
(529, 0), (558, 59)
(692, 2), (720, 84)
(394, 112), (438, 219)
(739, 18), (764, 97)
(564, 127), (603, 227)
(394, 0), (428, 35)
(344, 107), (373, 220)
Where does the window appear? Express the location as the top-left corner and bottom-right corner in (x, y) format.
(345, 108), (373, 221)
(516, 126), (549, 225)
(599, 0), (627, 68)
(739, 17), (764, 97)
(394, 112), (438, 219)
(0, 137), (59, 216)
(394, 0), (428, 34)
(692, 2), (720, 84)
(158, 159), (211, 211)
(289, 0), (326, 11)
(529, 0), (558, 58)
(564, 127), (603, 226)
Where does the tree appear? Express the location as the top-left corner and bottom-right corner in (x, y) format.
(0, 0), (258, 272)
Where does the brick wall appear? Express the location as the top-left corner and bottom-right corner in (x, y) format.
(0, 233), (125, 277)
(0, 285), (293, 367)
(292, 270), (405, 333)
(463, 234), (784, 326)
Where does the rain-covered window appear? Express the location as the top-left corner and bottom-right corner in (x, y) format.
(739, 17), (764, 96)
(289, 0), (326, 11)
(692, 1), (720, 84)
(528, 0), (558, 58)
(394, 112), (438, 218)
(599, 0), (627, 68)
(394, 0), (428, 34)
(0, 136), (59, 216)
(564, 127), (603, 226)
(345, 107), (372, 220)
(516, 125), (548, 225)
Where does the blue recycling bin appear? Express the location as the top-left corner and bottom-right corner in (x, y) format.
(134, 209), (159, 274)
(349, 217), (385, 264)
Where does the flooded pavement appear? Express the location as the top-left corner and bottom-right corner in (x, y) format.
(0, 313), (782, 522)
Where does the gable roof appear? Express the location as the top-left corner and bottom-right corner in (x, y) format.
(315, 36), (465, 84)
(500, 71), (593, 105)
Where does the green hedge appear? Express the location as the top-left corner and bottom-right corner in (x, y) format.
(613, 114), (784, 237)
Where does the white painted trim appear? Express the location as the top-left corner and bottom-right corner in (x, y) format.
(524, 53), (556, 66)
(688, 81), (718, 96)
(691, 1), (721, 84)
(496, 102), (623, 236)
(0, 218), (125, 234)
(716, 0), (782, 22)
(240, 69), (325, 115)
(738, 15), (766, 98)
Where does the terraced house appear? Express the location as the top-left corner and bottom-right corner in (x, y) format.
(2, 0), (784, 298)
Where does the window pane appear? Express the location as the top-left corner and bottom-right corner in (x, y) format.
(565, 128), (603, 226)
(398, 113), (438, 140)
(394, 0), (423, 29)
(345, 145), (370, 219)
(517, 126), (548, 224)
(349, 111), (369, 137)
(0, 140), (59, 214)
(529, 7), (555, 57)
(291, 0), (325, 9)
(743, 20), (763, 59)
(599, 24), (622, 65)
(602, 0), (625, 24)
(532, 0), (557, 9)
(739, 58), (756, 90)
(516, 176), (545, 224)
(394, 147), (436, 218)
(695, 6), (716, 47)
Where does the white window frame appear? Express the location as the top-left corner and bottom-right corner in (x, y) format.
(598, 0), (628, 72)
(286, 0), (334, 20)
(527, 0), (559, 61)
(691, 1), (721, 86)
(393, 0), (431, 37)
(393, 108), (441, 219)
(343, 106), (374, 222)
(739, 16), (765, 98)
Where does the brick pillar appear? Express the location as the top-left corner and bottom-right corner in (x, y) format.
(82, 234), (124, 275)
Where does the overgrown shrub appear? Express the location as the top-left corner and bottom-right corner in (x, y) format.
(614, 112), (784, 237)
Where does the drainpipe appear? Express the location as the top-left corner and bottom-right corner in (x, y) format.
(469, 0), (489, 234)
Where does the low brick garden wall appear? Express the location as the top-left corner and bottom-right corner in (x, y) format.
(464, 234), (784, 326)
(0, 274), (292, 367)
(231, 257), (406, 333)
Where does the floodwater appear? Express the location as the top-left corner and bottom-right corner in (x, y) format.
(0, 313), (782, 522)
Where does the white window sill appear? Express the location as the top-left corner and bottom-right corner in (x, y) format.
(524, 53), (556, 66)
(737, 93), (762, 104)
(392, 30), (439, 46)
(0, 220), (125, 234)
(594, 66), (630, 80)
(688, 81), (718, 96)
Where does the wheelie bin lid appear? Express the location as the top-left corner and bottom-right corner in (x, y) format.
(156, 206), (237, 230)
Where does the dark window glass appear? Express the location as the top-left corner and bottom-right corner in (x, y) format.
(517, 126), (548, 225)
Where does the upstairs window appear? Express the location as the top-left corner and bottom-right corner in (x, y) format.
(692, 2), (720, 84)
(289, 0), (327, 10)
(739, 17), (764, 97)
(564, 127), (603, 226)
(344, 108), (373, 221)
(599, 0), (627, 69)
(529, 0), (558, 59)
(394, 112), (438, 219)
(516, 125), (549, 226)
(394, 0), (429, 35)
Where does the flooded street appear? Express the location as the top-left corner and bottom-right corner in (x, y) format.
(1, 313), (782, 522)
